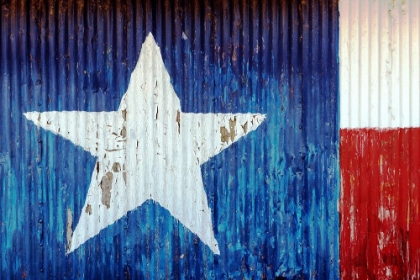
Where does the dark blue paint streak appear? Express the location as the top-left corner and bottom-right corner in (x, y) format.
(0, 0), (339, 278)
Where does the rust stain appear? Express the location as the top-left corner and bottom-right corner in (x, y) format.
(229, 117), (237, 141)
(242, 121), (248, 134)
(66, 208), (73, 251)
(112, 162), (121, 172)
(120, 126), (127, 138)
(122, 109), (127, 121)
(220, 127), (230, 143)
(100, 172), (113, 208)
(220, 117), (237, 144)
(176, 110), (181, 134)
(85, 204), (92, 215)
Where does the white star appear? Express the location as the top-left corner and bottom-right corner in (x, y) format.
(24, 33), (266, 255)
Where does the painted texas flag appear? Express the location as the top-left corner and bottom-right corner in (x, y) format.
(0, 0), (418, 279)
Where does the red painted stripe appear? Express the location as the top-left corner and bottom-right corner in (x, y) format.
(340, 128), (420, 279)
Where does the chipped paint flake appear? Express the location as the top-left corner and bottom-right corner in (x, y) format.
(112, 162), (121, 172)
(220, 118), (237, 144)
(100, 172), (113, 208)
(85, 204), (92, 215)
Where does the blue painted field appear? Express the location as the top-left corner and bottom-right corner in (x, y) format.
(0, 0), (339, 278)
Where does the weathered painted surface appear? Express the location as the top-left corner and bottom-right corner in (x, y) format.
(339, 0), (420, 278)
(0, 0), (339, 278)
(341, 128), (420, 278)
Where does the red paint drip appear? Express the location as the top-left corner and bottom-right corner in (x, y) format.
(340, 128), (420, 278)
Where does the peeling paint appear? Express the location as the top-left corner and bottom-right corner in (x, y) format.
(220, 126), (230, 143)
(220, 117), (237, 143)
(112, 162), (121, 172)
(120, 126), (126, 138)
(100, 172), (113, 208)
(229, 117), (237, 141)
(66, 208), (73, 251)
(242, 122), (248, 134)
(122, 109), (127, 121)
(176, 110), (181, 134)
(85, 204), (92, 215)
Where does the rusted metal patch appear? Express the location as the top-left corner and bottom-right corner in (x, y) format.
(100, 172), (113, 209)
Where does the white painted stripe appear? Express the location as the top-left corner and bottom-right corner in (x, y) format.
(340, 0), (420, 129)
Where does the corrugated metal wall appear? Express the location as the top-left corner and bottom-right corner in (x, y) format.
(0, 0), (339, 278)
(340, 0), (420, 278)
